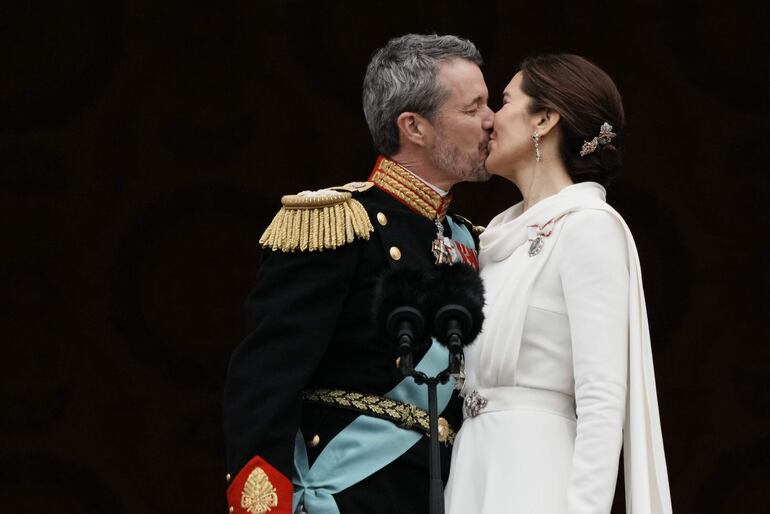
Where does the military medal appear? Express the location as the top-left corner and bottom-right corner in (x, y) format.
(432, 216), (480, 269)
(432, 217), (454, 265)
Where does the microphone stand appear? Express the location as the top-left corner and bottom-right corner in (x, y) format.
(385, 300), (473, 514)
(409, 365), (452, 514)
(411, 304), (470, 514)
(387, 305), (449, 513)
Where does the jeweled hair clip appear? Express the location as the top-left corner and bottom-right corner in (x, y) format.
(579, 122), (616, 157)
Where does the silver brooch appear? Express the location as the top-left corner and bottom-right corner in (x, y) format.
(580, 122), (616, 157)
(463, 390), (488, 418)
(526, 215), (561, 257)
(528, 235), (545, 257)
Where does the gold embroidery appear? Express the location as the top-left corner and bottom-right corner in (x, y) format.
(240, 466), (278, 514)
(259, 189), (374, 252)
(379, 159), (442, 209)
(304, 388), (456, 444)
(370, 158), (452, 221)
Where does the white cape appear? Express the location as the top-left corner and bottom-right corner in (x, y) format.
(468, 182), (672, 513)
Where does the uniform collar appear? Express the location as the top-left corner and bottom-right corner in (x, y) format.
(410, 171), (449, 197)
(368, 155), (452, 221)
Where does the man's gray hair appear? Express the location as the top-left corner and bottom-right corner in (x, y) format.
(363, 34), (483, 156)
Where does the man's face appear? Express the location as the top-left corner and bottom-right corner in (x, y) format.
(427, 58), (494, 183)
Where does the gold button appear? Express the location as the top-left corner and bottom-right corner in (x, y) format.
(376, 212), (388, 226)
(225, 473), (231, 482)
(307, 434), (321, 447)
(438, 417), (449, 443)
(389, 246), (402, 260)
(229, 506), (234, 513)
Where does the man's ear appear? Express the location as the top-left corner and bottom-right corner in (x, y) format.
(535, 109), (560, 138)
(396, 112), (431, 147)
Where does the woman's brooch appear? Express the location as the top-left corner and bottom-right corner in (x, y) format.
(463, 390), (488, 418)
(526, 214), (565, 257)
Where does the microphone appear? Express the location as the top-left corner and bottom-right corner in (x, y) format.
(425, 264), (485, 373)
(373, 264), (484, 514)
(373, 268), (431, 376)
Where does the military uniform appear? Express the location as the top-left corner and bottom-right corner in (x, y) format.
(223, 156), (481, 514)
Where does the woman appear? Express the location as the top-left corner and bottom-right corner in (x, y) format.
(444, 55), (672, 513)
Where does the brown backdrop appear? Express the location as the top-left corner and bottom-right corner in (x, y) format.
(1, 1), (767, 513)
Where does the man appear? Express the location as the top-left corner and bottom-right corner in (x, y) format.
(223, 34), (493, 514)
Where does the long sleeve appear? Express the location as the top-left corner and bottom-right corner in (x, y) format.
(222, 241), (360, 508)
(559, 209), (630, 514)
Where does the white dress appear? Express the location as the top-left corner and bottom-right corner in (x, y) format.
(444, 182), (672, 514)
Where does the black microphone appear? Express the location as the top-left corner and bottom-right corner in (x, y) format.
(425, 264), (485, 373)
(373, 268), (431, 376)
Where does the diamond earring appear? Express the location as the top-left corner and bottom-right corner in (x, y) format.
(532, 131), (541, 162)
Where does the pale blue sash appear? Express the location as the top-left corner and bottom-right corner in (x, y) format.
(292, 343), (453, 513)
(446, 216), (475, 251)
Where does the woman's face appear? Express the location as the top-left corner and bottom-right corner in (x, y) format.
(486, 72), (540, 177)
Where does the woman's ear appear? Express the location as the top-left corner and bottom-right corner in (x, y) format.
(535, 109), (561, 138)
(396, 112), (430, 147)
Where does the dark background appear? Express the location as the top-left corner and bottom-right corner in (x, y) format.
(1, 1), (767, 513)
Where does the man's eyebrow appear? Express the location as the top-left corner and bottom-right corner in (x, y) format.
(462, 95), (483, 108)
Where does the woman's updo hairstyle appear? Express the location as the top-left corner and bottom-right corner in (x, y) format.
(519, 54), (625, 187)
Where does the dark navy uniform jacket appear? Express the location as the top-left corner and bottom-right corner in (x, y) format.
(223, 157), (480, 514)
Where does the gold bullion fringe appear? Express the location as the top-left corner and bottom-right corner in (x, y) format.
(258, 198), (374, 252)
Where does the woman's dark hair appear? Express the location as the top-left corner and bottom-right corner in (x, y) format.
(519, 54), (625, 187)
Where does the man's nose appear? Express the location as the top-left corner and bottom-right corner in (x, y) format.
(482, 105), (494, 131)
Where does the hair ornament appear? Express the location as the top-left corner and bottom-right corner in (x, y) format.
(579, 122), (616, 157)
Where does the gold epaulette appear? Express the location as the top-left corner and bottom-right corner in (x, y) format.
(259, 188), (374, 252)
